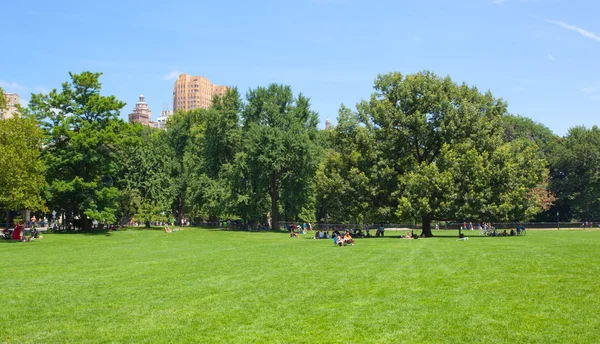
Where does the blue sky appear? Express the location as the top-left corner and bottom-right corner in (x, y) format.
(1, 0), (598, 135)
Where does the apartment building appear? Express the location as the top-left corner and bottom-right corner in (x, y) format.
(172, 74), (227, 112)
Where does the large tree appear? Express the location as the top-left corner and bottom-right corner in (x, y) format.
(29, 72), (126, 230)
(501, 114), (558, 221)
(550, 126), (600, 221)
(359, 71), (549, 236)
(185, 88), (242, 221)
(0, 114), (47, 224)
(237, 84), (320, 229)
(118, 124), (176, 225)
(316, 106), (379, 224)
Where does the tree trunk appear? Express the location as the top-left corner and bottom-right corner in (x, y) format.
(146, 221), (150, 228)
(421, 215), (433, 237)
(271, 191), (279, 230)
(269, 174), (280, 230)
(178, 194), (185, 226)
(82, 214), (89, 231)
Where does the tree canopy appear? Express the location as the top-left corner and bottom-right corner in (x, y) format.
(8, 70), (598, 232)
(354, 71), (550, 235)
(0, 115), (46, 213)
(28, 72), (126, 229)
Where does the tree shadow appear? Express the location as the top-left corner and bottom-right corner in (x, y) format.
(0, 240), (22, 244)
(47, 229), (113, 236)
(207, 227), (290, 235)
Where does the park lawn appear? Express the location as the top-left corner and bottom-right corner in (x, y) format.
(1, 228), (599, 343)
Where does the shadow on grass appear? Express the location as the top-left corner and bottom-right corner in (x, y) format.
(0, 239), (22, 244)
(207, 228), (290, 235)
(46, 229), (112, 236)
(121, 226), (168, 231)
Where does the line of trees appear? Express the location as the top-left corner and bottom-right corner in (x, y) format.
(0, 70), (598, 235)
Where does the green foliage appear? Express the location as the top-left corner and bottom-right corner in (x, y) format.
(118, 124), (175, 221)
(5, 70), (568, 230)
(551, 126), (600, 221)
(28, 71), (126, 229)
(134, 199), (168, 228)
(316, 105), (379, 224)
(502, 114), (559, 158)
(0, 87), (6, 113)
(0, 116), (46, 211)
(355, 71), (550, 234)
(237, 84), (320, 228)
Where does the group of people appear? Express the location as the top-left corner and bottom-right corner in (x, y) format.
(286, 222), (313, 235)
(313, 230), (332, 239)
(489, 228), (520, 237)
(2, 222), (42, 242)
(484, 224), (525, 237)
(399, 231), (419, 239)
(461, 222), (496, 231)
(333, 231), (355, 246)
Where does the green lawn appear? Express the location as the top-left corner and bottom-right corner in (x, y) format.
(1, 228), (599, 343)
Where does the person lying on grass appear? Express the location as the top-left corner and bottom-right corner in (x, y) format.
(164, 226), (179, 233)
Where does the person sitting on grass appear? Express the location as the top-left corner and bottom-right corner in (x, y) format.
(510, 229), (516, 236)
(404, 231), (412, 239)
(31, 227), (40, 239)
(343, 232), (355, 246)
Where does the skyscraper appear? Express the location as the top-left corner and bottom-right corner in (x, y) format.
(1, 92), (21, 119)
(172, 74), (227, 112)
(128, 94), (152, 126)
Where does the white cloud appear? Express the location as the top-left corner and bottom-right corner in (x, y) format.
(35, 86), (49, 94)
(582, 86), (600, 101)
(544, 19), (600, 42)
(493, 0), (506, 4)
(0, 80), (25, 92)
(164, 71), (183, 81)
(547, 54), (554, 61)
(582, 87), (596, 94)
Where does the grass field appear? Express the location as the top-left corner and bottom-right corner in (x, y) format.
(1, 228), (599, 343)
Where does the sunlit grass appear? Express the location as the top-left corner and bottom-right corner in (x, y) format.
(1, 228), (598, 343)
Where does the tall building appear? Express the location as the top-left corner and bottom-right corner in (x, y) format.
(128, 94), (152, 126)
(172, 74), (227, 112)
(1, 92), (21, 119)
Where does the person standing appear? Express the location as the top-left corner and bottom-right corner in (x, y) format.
(12, 222), (23, 240)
